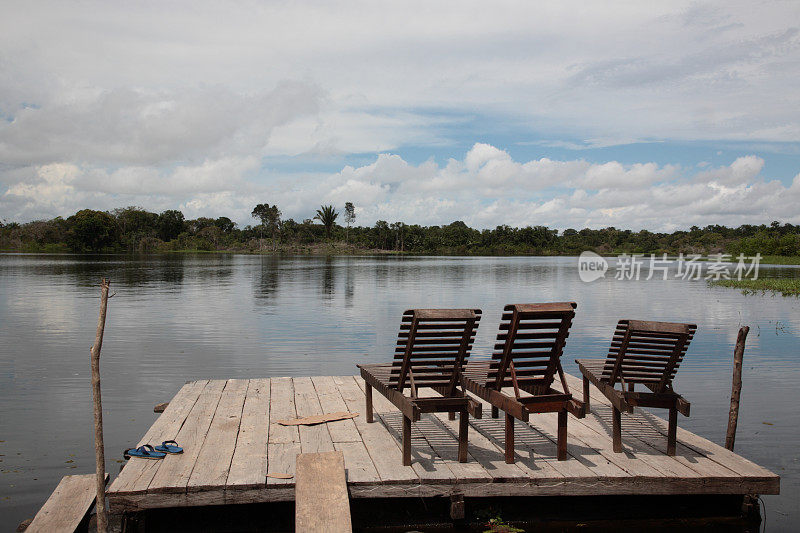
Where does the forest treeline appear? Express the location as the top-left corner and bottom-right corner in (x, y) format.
(1, 205), (799, 257)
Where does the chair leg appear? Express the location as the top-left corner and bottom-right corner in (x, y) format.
(492, 405), (499, 419)
(557, 409), (568, 461)
(667, 406), (678, 456)
(365, 383), (374, 423)
(402, 415), (412, 466)
(582, 376), (590, 414)
(504, 413), (515, 464)
(612, 406), (622, 453)
(458, 409), (468, 463)
(449, 411), (456, 420)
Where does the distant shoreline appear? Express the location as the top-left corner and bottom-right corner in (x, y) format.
(2, 246), (800, 264)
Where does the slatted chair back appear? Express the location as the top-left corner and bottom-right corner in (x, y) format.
(487, 302), (577, 394)
(388, 309), (481, 396)
(601, 320), (696, 393)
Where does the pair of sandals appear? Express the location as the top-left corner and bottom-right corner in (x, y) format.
(124, 440), (183, 460)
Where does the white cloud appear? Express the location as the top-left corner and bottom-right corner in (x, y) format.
(575, 161), (678, 189)
(4, 145), (798, 229)
(694, 155), (765, 185)
(0, 83), (321, 166)
(2, 1), (799, 153)
(0, 1), (798, 229)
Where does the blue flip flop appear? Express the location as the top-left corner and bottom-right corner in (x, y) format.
(124, 444), (166, 460)
(154, 440), (183, 454)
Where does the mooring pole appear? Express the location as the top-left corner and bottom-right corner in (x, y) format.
(725, 326), (749, 451)
(90, 279), (111, 532)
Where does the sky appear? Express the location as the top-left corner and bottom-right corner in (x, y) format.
(1, 1), (799, 231)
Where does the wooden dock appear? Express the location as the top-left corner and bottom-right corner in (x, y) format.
(107, 374), (779, 514)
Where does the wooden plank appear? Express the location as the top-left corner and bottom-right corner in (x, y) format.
(311, 376), (362, 443)
(109, 380), (208, 495)
(564, 405), (703, 479)
(563, 374), (778, 486)
(27, 474), (108, 533)
(269, 377), (300, 444)
(561, 376), (733, 478)
(334, 441), (381, 484)
(352, 376), (456, 483)
(294, 376), (335, 454)
(266, 442), (301, 487)
(148, 379), (227, 493)
(109, 372), (781, 512)
(227, 378), (271, 490)
(414, 388), (526, 481)
(411, 415), (492, 483)
(584, 403), (739, 479)
(430, 411), (529, 482)
(295, 451), (352, 533)
(268, 377), (300, 487)
(332, 376), (419, 485)
(466, 389), (596, 480)
(623, 406), (770, 479)
(533, 408), (659, 479)
(187, 379), (249, 491)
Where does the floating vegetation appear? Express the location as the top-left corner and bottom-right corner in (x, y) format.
(711, 278), (800, 297)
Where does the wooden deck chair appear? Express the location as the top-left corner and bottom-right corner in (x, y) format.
(461, 303), (584, 464)
(357, 309), (483, 466)
(576, 320), (696, 456)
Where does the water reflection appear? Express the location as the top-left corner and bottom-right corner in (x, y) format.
(344, 258), (355, 307)
(255, 255), (281, 303)
(0, 254), (797, 531)
(321, 256), (334, 299)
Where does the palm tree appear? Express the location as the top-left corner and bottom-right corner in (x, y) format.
(315, 205), (339, 239)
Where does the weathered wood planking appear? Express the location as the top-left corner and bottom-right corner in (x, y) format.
(187, 379), (249, 491)
(295, 451), (352, 533)
(353, 376), (456, 483)
(294, 376), (335, 454)
(109, 380), (208, 495)
(227, 378), (271, 490)
(333, 376), (419, 485)
(459, 386), (598, 480)
(148, 379), (227, 493)
(27, 474), (108, 533)
(561, 374), (775, 483)
(314, 378), (381, 484)
(311, 376), (362, 443)
(107, 374), (780, 513)
(267, 377), (300, 487)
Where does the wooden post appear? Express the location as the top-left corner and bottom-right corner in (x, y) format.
(402, 416), (411, 466)
(582, 376), (590, 414)
(667, 406), (678, 456)
(557, 409), (568, 461)
(458, 409), (468, 463)
(90, 279), (111, 532)
(725, 326), (749, 451)
(504, 413), (514, 464)
(612, 406), (622, 453)
(365, 383), (373, 423)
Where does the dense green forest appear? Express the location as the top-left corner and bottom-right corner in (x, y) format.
(1, 205), (799, 257)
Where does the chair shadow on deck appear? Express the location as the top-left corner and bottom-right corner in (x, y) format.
(588, 403), (705, 463)
(382, 409), (604, 473)
(377, 403), (708, 473)
(379, 411), (456, 471)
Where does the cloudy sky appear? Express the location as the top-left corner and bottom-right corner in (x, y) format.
(1, 1), (799, 230)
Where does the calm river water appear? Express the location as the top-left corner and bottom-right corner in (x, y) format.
(0, 254), (798, 530)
